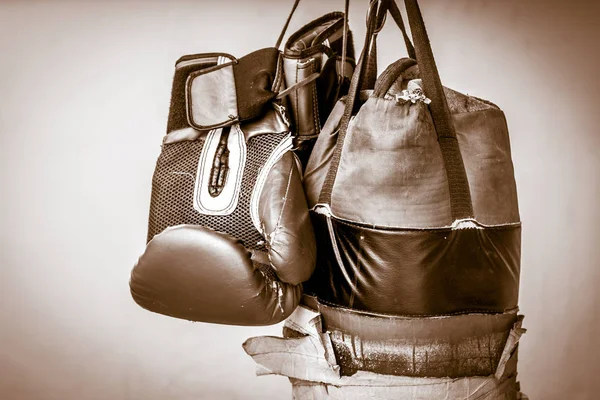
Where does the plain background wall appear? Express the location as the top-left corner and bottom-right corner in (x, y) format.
(1, 0), (599, 399)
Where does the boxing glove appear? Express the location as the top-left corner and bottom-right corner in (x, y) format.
(282, 12), (355, 169)
(130, 48), (316, 326)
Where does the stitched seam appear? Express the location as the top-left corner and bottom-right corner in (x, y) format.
(273, 162), (295, 241)
(194, 127), (246, 215)
(194, 129), (216, 211)
(272, 54), (283, 93)
(312, 291), (520, 319)
(175, 52), (237, 68)
(269, 162), (295, 265)
(294, 62), (300, 133)
(322, 212), (522, 232)
(186, 61), (239, 130)
(311, 61), (320, 134)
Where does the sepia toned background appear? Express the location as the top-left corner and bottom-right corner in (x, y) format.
(1, 0), (599, 399)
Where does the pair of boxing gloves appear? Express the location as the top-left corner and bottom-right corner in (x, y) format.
(130, 13), (354, 325)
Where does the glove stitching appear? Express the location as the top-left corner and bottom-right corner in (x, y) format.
(311, 61), (320, 135)
(269, 161), (295, 251)
(271, 54), (283, 93)
(294, 62), (300, 133)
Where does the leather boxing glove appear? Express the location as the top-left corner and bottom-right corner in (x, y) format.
(282, 12), (355, 169)
(130, 48), (316, 326)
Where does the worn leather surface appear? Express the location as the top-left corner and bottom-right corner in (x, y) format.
(313, 296), (519, 339)
(306, 59), (520, 227)
(306, 215), (521, 316)
(283, 12), (354, 168)
(332, 99), (452, 227)
(172, 49), (280, 133)
(240, 105), (289, 141)
(455, 109), (520, 224)
(132, 48), (317, 326)
(187, 61), (238, 130)
(283, 55), (321, 138)
(232, 47), (279, 122)
(258, 152), (316, 285)
(304, 64), (521, 318)
(245, 300), (525, 387)
(130, 225), (302, 325)
(136, 137), (317, 324)
(329, 97), (519, 227)
(327, 313), (518, 377)
(168, 55), (223, 133)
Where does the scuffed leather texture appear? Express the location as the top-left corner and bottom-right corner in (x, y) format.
(283, 55), (320, 137)
(168, 55), (225, 133)
(332, 99), (452, 227)
(259, 152), (316, 285)
(306, 215), (521, 316)
(326, 63), (520, 227)
(283, 12), (355, 168)
(232, 47), (279, 122)
(240, 105), (289, 141)
(304, 68), (522, 317)
(186, 56), (238, 130)
(319, 302), (519, 377)
(170, 49), (280, 134)
(133, 47), (317, 326)
(330, 99), (520, 227)
(130, 225), (302, 325)
(312, 295), (519, 339)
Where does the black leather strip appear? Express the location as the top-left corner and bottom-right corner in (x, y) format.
(306, 214), (521, 316)
(404, 0), (473, 219)
(363, 0), (416, 91)
(275, 0), (301, 49)
(319, 0), (474, 222)
(317, 0), (380, 205)
(388, 0), (416, 59)
(372, 57), (417, 97)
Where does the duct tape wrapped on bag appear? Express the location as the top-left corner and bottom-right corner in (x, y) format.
(245, 297), (528, 399)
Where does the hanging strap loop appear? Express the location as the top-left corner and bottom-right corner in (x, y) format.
(362, 0), (416, 91)
(403, 0), (473, 219)
(275, 0), (351, 60)
(275, 0), (301, 49)
(318, 0), (474, 221)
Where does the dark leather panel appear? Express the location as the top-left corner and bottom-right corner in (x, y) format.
(259, 152), (317, 285)
(167, 58), (218, 133)
(240, 105), (289, 141)
(327, 310), (517, 377)
(130, 225), (302, 326)
(312, 296), (519, 339)
(232, 47), (279, 122)
(282, 55), (321, 138)
(306, 215), (521, 316)
(283, 12), (354, 168)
